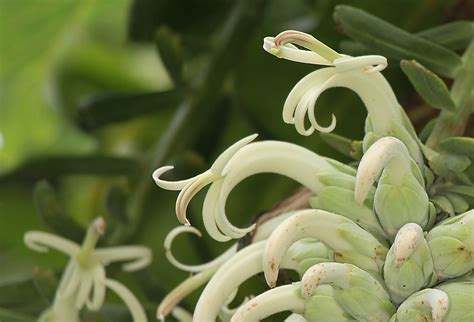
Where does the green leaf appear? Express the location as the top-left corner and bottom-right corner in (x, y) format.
(319, 132), (354, 159)
(431, 195), (455, 217)
(9, 155), (139, 177)
(438, 137), (474, 159)
(33, 180), (85, 242)
(417, 21), (474, 51)
(77, 90), (182, 130)
(0, 308), (36, 322)
(156, 26), (184, 86)
(400, 60), (455, 111)
(333, 5), (462, 78)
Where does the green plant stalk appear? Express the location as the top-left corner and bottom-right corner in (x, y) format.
(116, 0), (267, 244)
(427, 41), (474, 148)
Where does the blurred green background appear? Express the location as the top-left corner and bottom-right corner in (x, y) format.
(0, 0), (471, 321)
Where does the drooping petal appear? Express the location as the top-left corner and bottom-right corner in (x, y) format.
(163, 226), (237, 272)
(392, 289), (449, 322)
(105, 278), (148, 322)
(193, 241), (298, 322)
(301, 263), (394, 321)
(87, 265), (106, 311)
(74, 270), (93, 309)
(231, 283), (305, 322)
(355, 137), (419, 204)
(263, 209), (387, 288)
(24, 231), (80, 256)
(263, 37), (334, 65)
(207, 141), (336, 240)
(157, 268), (215, 320)
(95, 246), (152, 272)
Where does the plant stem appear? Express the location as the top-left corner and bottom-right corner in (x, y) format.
(426, 41), (474, 148)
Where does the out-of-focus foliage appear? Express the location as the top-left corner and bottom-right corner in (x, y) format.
(0, 0), (472, 321)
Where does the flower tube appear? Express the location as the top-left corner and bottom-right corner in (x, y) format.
(355, 137), (430, 239)
(231, 283), (305, 322)
(301, 262), (395, 321)
(426, 210), (474, 279)
(263, 30), (423, 165)
(389, 289), (449, 322)
(383, 223), (436, 304)
(262, 209), (388, 288)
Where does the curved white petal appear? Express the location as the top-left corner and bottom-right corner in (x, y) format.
(152, 166), (203, 191)
(231, 283), (305, 322)
(283, 67), (336, 124)
(163, 226), (237, 272)
(105, 278), (148, 322)
(354, 136), (417, 205)
(207, 141), (335, 240)
(202, 179), (233, 242)
(263, 209), (384, 287)
(157, 268), (215, 320)
(193, 241), (298, 322)
(75, 270), (93, 309)
(210, 134), (259, 174)
(273, 31), (340, 62)
(24, 231), (79, 256)
(58, 265), (82, 299)
(393, 223), (425, 267)
(171, 307), (193, 322)
(95, 246), (152, 272)
(284, 67), (403, 137)
(285, 313), (308, 322)
(423, 289), (449, 322)
(175, 171), (217, 225)
(334, 55), (387, 74)
(263, 37), (334, 65)
(300, 262), (352, 298)
(87, 265), (106, 310)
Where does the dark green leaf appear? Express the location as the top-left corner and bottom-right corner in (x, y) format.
(400, 60), (455, 111)
(0, 267), (57, 309)
(438, 137), (474, 159)
(334, 5), (462, 78)
(33, 180), (85, 242)
(319, 132), (354, 159)
(0, 308), (36, 322)
(417, 21), (474, 51)
(156, 26), (184, 86)
(77, 90), (183, 130)
(11, 155), (139, 177)
(418, 118), (437, 143)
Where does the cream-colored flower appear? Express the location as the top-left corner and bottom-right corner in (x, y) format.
(25, 217), (151, 321)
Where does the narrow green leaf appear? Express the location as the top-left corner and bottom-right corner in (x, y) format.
(0, 308), (36, 322)
(333, 5), (462, 78)
(438, 137), (474, 159)
(12, 155), (139, 177)
(319, 132), (354, 159)
(445, 185), (474, 198)
(156, 26), (184, 86)
(0, 267), (57, 309)
(400, 60), (456, 111)
(33, 180), (84, 242)
(77, 90), (183, 130)
(431, 195), (455, 217)
(417, 21), (474, 51)
(418, 118), (437, 143)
